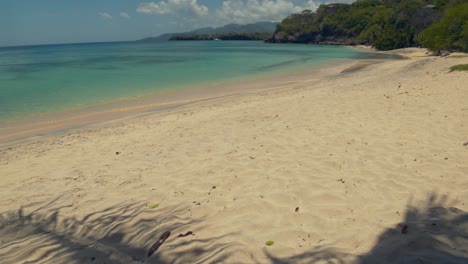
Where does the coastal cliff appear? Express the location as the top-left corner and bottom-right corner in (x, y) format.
(266, 0), (468, 52)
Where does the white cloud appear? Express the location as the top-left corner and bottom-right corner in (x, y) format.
(305, 0), (321, 10)
(137, 0), (208, 17)
(120, 12), (131, 19)
(99, 12), (113, 20)
(137, 0), (355, 29)
(214, 0), (302, 25)
(215, 0), (356, 24)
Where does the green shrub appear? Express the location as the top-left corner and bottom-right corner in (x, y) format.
(449, 64), (468, 72)
(417, 3), (468, 52)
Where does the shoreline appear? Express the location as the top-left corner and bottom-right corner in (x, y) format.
(0, 54), (387, 148)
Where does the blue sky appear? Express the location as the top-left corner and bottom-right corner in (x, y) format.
(0, 0), (354, 47)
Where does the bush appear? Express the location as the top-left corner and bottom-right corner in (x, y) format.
(449, 64), (468, 72)
(417, 3), (468, 52)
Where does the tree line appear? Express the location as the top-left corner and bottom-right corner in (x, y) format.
(267, 0), (468, 52)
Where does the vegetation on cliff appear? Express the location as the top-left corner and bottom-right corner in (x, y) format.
(417, 3), (468, 52)
(268, 0), (467, 51)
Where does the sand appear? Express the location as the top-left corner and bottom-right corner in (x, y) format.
(0, 48), (467, 264)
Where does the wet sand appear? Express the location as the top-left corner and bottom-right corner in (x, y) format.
(0, 58), (361, 146)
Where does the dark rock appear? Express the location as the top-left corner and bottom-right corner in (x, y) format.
(433, 50), (451, 57)
(441, 50), (451, 57)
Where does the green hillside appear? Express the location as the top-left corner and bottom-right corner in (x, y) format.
(267, 0), (468, 52)
(139, 22), (276, 42)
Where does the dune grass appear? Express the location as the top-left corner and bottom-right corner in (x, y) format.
(449, 64), (468, 72)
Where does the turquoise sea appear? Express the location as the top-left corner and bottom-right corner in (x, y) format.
(0, 41), (380, 123)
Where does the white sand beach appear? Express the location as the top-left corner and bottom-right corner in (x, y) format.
(0, 48), (467, 263)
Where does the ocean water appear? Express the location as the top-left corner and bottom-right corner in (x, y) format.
(0, 41), (373, 123)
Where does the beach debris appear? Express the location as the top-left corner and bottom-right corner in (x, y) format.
(249, 156), (255, 160)
(178, 231), (194, 238)
(295, 207), (300, 213)
(337, 178), (345, 184)
(463, 141), (468, 146)
(147, 231), (171, 257)
(208, 186), (216, 195)
(266, 240), (275, 246)
(115, 151), (121, 155)
(147, 203), (159, 209)
(399, 224), (409, 234)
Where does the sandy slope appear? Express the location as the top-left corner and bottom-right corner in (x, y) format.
(0, 49), (467, 263)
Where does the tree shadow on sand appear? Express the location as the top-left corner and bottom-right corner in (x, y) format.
(0, 192), (240, 264)
(266, 193), (468, 264)
(1, 192), (466, 263)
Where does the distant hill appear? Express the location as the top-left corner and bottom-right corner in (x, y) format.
(169, 32), (273, 41)
(138, 22), (277, 42)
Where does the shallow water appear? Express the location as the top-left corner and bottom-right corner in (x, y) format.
(0, 41), (372, 123)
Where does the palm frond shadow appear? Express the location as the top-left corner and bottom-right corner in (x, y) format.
(359, 193), (468, 264)
(0, 193), (238, 263)
(1, 192), (466, 263)
(265, 193), (468, 264)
